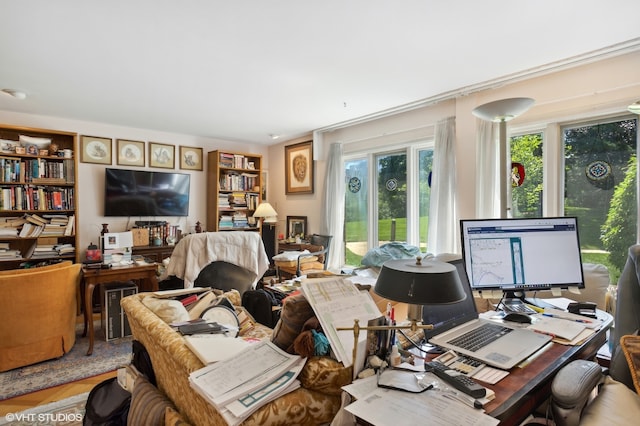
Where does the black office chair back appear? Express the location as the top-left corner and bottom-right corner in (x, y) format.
(310, 234), (333, 269)
(193, 261), (257, 297)
(608, 244), (640, 389)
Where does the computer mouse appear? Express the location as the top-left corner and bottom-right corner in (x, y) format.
(502, 313), (532, 324)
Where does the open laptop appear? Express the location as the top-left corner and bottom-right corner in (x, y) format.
(426, 259), (552, 370)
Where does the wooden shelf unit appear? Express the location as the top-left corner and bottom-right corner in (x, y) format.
(0, 125), (79, 270)
(206, 150), (262, 232)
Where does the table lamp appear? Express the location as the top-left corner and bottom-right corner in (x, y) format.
(338, 256), (467, 375)
(253, 202), (278, 223)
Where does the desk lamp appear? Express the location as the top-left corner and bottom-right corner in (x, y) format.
(472, 97), (534, 218)
(253, 202), (278, 224)
(338, 256), (467, 375)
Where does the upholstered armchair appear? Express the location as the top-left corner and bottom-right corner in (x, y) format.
(550, 244), (640, 425)
(276, 234), (332, 279)
(0, 261), (81, 371)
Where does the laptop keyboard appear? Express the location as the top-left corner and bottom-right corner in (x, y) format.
(447, 323), (513, 352)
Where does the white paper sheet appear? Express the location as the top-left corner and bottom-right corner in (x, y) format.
(301, 277), (380, 374)
(345, 386), (499, 426)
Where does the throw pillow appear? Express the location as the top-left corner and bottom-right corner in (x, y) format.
(141, 296), (190, 324)
(271, 293), (315, 352)
(127, 375), (178, 426)
(620, 334), (640, 394)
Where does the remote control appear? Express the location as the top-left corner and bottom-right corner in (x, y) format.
(425, 361), (486, 398)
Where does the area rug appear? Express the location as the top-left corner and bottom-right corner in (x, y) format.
(0, 323), (132, 401)
(0, 392), (88, 426)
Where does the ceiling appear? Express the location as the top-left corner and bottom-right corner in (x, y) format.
(1, 1), (639, 145)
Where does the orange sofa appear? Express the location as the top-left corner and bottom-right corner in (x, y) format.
(0, 261), (81, 372)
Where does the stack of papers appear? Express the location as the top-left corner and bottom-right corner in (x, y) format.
(189, 341), (305, 426)
(184, 335), (252, 364)
(301, 277), (381, 375)
(527, 308), (600, 345)
(342, 371), (499, 426)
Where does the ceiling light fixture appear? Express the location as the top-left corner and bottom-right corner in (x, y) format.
(1, 89), (27, 100)
(269, 134), (280, 140)
(473, 97), (535, 218)
(628, 100), (640, 115)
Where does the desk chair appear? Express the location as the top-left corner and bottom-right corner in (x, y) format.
(551, 244), (640, 426)
(276, 234), (332, 279)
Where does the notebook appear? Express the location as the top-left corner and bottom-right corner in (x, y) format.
(427, 259), (552, 370)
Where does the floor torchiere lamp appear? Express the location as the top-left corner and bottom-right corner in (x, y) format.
(472, 97), (535, 219)
(253, 202), (278, 265)
(337, 257), (467, 376)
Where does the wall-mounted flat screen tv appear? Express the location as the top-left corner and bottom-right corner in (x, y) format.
(104, 168), (190, 217)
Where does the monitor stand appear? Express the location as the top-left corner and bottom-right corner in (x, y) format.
(501, 291), (538, 314)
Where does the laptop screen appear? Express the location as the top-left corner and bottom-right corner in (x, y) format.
(422, 258), (478, 340)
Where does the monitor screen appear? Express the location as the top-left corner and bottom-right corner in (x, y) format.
(422, 258), (478, 340)
(460, 217), (585, 293)
(104, 168), (190, 217)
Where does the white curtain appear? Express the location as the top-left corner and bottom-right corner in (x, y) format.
(476, 119), (500, 218)
(427, 116), (458, 254)
(323, 142), (344, 271)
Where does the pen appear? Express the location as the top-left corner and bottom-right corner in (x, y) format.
(441, 389), (483, 409)
(542, 313), (592, 323)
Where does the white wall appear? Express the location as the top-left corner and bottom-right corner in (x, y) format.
(0, 110), (268, 254)
(269, 51), (640, 242)
(2, 51), (639, 257)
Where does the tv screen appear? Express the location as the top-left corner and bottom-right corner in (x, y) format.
(104, 168), (190, 217)
(460, 216), (585, 293)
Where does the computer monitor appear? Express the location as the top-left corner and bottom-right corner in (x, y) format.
(460, 217), (585, 299)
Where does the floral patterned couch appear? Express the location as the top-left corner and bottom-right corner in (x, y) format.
(121, 291), (348, 426)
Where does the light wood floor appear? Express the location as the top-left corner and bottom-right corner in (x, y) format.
(0, 313), (117, 416)
(0, 370), (117, 416)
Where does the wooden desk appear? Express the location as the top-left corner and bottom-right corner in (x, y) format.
(481, 310), (613, 425)
(82, 263), (159, 355)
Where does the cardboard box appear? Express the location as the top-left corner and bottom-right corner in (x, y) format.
(131, 228), (150, 247)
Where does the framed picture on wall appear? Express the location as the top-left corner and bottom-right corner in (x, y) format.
(286, 216), (307, 239)
(80, 135), (112, 164)
(285, 140), (314, 194)
(179, 145), (203, 171)
(116, 139), (145, 167)
(149, 142), (175, 169)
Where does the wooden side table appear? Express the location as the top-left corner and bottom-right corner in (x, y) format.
(82, 263), (159, 355)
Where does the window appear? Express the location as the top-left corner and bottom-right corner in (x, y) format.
(510, 133), (543, 218)
(345, 158), (369, 266)
(344, 143), (433, 266)
(376, 152), (407, 245)
(562, 117), (637, 275)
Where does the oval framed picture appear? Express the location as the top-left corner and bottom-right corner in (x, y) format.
(116, 139), (145, 167)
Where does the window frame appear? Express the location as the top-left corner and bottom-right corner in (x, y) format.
(343, 139), (434, 261)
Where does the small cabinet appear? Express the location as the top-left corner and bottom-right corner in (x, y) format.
(0, 125), (79, 270)
(206, 150), (262, 232)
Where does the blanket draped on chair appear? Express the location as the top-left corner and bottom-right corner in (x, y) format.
(166, 232), (269, 288)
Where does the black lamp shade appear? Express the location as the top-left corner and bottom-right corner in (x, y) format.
(374, 258), (467, 305)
